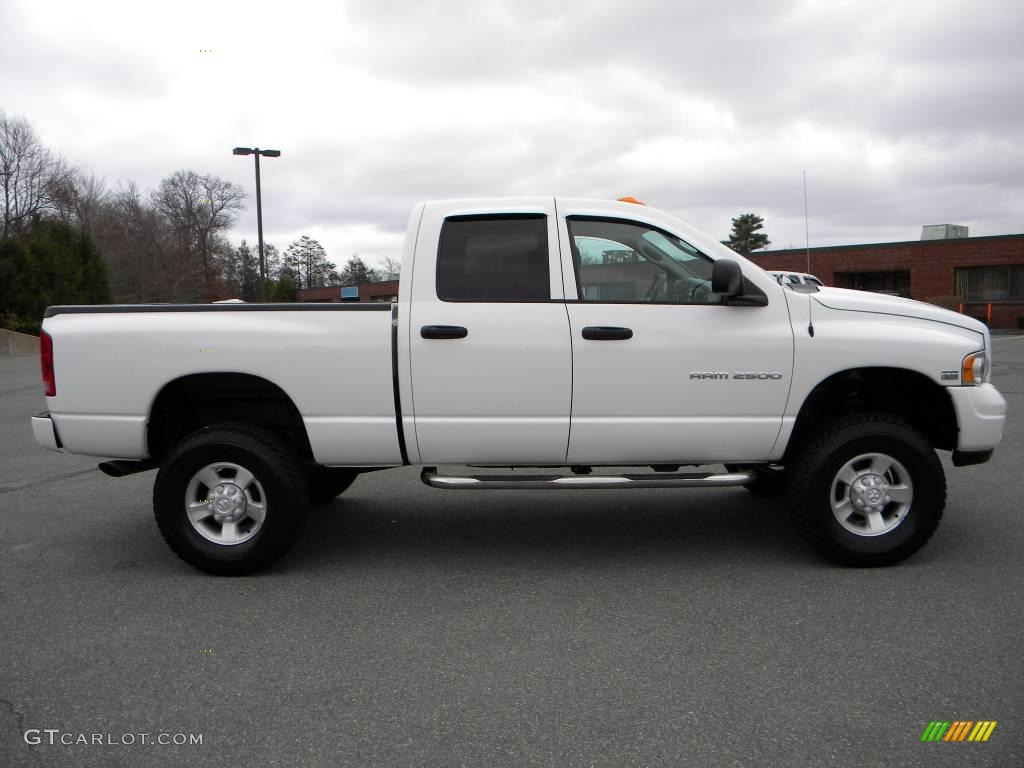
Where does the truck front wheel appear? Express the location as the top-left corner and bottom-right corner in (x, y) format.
(787, 415), (946, 566)
(153, 424), (309, 575)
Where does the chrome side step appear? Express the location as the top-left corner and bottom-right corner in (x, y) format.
(420, 467), (755, 490)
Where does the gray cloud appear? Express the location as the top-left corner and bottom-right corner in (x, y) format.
(0, 3), (166, 102)
(3, 0), (1022, 267)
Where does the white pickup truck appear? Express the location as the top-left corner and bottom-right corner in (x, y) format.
(32, 198), (1007, 574)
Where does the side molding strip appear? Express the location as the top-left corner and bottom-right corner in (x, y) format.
(391, 305), (410, 465)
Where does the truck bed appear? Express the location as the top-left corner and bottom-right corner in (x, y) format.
(41, 303), (403, 466)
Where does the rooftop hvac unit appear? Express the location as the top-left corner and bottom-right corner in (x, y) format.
(921, 224), (968, 240)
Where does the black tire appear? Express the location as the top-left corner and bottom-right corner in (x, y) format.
(787, 415), (945, 567)
(726, 464), (787, 497)
(153, 424), (308, 575)
(306, 468), (357, 504)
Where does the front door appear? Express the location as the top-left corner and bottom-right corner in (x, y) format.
(557, 206), (794, 464)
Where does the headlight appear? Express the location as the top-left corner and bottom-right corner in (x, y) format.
(961, 351), (989, 385)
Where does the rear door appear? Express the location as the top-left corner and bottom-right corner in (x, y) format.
(408, 200), (572, 464)
(556, 201), (794, 464)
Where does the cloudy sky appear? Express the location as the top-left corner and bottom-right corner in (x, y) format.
(2, 0), (1022, 267)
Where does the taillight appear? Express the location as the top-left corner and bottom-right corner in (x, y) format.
(41, 330), (55, 397)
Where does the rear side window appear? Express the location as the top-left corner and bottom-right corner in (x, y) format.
(437, 215), (550, 301)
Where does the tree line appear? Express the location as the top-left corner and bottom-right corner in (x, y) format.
(3, 109), (770, 336)
(0, 110), (396, 334)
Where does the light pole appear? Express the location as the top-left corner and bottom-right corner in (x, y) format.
(233, 146), (281, 301)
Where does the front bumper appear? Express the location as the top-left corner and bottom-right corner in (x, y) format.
(31, 411), (63, 452)
(948, 384), (1007, 452)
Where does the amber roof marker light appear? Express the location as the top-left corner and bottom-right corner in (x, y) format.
(617, 196), (647, 205)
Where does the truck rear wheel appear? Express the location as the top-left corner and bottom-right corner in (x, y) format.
(787, 415), (945, 566)
(153, 424), (308, 575)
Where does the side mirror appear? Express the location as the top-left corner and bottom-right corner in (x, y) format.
(712, 259), (743, 298)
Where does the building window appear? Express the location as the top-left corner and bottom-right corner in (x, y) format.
(436, 215), (550, 301)
(955, 265), (1024, 302)
(834, 271), (910, 297)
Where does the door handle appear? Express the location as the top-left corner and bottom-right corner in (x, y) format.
(420, 325), (468, 339)
(582, 326), (633, 341)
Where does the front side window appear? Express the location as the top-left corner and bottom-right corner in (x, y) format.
(568, 217), (717, 303)
(437, 215), (550, 301)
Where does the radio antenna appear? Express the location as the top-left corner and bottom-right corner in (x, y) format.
(803, 171), (810, 272)
(804, 171), (815, 337)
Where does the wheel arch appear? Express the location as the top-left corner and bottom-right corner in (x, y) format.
(147, 372), (313, 464)
(784, 367), (958, 461)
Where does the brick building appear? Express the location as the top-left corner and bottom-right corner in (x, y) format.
(296, 279), (399, 304)
(748, 234), (1024, 329)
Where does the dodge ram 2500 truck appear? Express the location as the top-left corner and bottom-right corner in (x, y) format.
(31, 197), (1007, 574)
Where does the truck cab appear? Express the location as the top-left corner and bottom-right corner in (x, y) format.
(404, 198), (788, 466)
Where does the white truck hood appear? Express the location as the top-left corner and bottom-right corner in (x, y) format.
(811, 287), (987, 335)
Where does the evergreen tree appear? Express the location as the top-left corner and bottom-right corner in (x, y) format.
(339, 254), (378, 285)
(722, 213), (771, 256)
(284, 235), (336, 289)
(0, 218), (111, 333)
(235, 240), (260, 301)
(0, 237), (32, 319)
(268, 272), (296, 302)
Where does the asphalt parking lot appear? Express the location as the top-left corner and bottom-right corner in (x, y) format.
(1, 342), (1022, 768)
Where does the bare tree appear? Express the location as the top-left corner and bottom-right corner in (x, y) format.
(382, 256), (402, 278)
(51, 170), (109, 234)
(107, 181), (178, 302)
(152, 170), (244, 301)
(0, 112), (71, 239)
